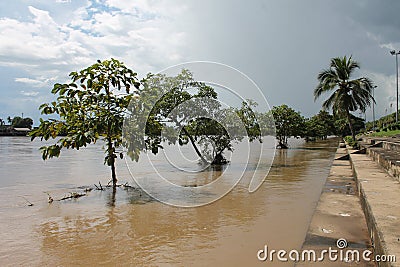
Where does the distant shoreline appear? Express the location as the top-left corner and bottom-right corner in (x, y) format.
(0, 125), (32, 136)
(0, 132), (31, 137)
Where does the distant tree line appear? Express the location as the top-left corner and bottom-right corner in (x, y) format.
(267, 104), (365, 149)
(0, 116), (33, 129)
(365, 112), (400, 132)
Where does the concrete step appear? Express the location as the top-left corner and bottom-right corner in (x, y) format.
(383, 141), (400, 153)
(357, 137), (400, 182)
(349, 153), (400, 267)
(367, 147), (400, 182)
(362, 137), (389, 146)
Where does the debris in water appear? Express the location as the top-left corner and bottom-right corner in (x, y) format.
(45, 192), (54, 203)
(20, 196), (34, 206)
(321, 228), (333, 234)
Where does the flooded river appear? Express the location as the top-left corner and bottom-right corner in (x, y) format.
(0, 136), (338, 266)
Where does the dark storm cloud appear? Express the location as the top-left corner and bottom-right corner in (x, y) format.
(332, 0), (400, 44)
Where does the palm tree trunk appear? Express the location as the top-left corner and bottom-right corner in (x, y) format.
(346, 110), (356, 141)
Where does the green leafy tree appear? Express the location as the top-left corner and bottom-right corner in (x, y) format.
(11, 116), (33, 129)
(30, 59), (140, 186)
(271, 104), (305, 148)
(124, 70), (261, 165)
(135, 70), (218, 163)
(304, 110), (336, 140)
(11, 116), (22, 127)
(374, 112), (396, 130)
(258, 111), (276, 136)
(334, 114), (365, 137)
(23, 118), (33, 129)
(236, 100), (263, 140)
(187, 101), (262, 164)
(314, 56), (374, 141)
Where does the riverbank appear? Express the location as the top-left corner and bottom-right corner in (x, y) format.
(298, 142), (374, 266)
(351, 138), (400, 267)
(0, 126), (31, 136)
(299, 139), (400, 266)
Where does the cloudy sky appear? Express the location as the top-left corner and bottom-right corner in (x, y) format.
(1, 0), (400, 124)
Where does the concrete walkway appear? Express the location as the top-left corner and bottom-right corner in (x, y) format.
(350, 150), (400, 267)
(297, 146), (374, 266)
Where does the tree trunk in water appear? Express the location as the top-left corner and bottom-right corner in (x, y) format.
(211, 152), (227, 165)
(181, 126), (208, 164)
(346, 110), (356, 141)
(110, 157), (117, 186)
(278, 141), (288, 149)
(276, 136), (288, 149)
(107, 185), (116, 207)
(107, 138), (117, 187)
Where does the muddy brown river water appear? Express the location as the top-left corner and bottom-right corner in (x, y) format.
(0, 136), (338, 266)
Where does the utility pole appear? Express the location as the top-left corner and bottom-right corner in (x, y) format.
(390, 50), (400, 122)
(372, 86), (376, 130)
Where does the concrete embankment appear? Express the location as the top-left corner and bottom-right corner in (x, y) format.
(299, 138), (400, 266)
(297, 144), (374, 266)
(349, 142), (400, 267)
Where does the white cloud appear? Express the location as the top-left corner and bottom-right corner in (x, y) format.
(20, 90), (40, 97)
(15, 77), (57, 87)
(105, 0), (187, 18)
(0, 0), (189, 123)
(16, 78), (45, 87)
(0, 1), (188, 80)
(379, 42), (400, 52)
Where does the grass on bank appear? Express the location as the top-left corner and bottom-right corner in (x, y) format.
(344, 129), (400, 149)
(367, 129), (400, 137)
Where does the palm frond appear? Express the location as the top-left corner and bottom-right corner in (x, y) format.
(347, 55), (360, 74)
(314, 69), (339, 101)
(322, 91), (338, 110)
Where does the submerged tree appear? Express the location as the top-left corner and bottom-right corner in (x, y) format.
(314, 56), (374, 141)
(30, 59), (140, 187)
(304, 110), (336, 140)
(124, 70), (262, 165)
(271, 104), (305, 149)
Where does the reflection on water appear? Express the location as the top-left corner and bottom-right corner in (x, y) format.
(0, 136), (338, 266)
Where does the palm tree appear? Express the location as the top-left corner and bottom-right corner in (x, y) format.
(314, 56), (374, 141)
